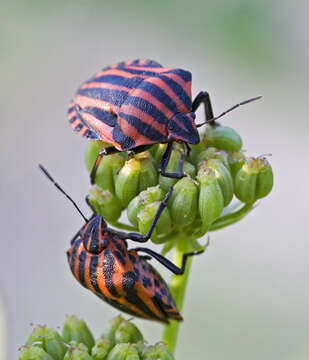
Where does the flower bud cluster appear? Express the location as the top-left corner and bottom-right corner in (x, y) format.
(19, 315), (175, 360)
(86, 124), (273, 240)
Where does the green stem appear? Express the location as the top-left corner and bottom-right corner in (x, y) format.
(209, 202), (255, 231)
(162, 236), (192, 354)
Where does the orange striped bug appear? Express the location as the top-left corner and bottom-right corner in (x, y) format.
(68, 58), (260, 183)
(39, 165), (203, 323)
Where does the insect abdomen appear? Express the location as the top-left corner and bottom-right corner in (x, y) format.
(67, 237), (182, 323)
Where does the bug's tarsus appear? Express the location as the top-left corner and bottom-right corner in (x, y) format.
(196, 95), (262, 128)
(85, 195), (97, 214)
(91, 144), (153, 184)
(114, 186), (173, 243)
(90, 146), (121, 184)
(39, 164), (88, 222)
(134, 247), (204, 274)
(158, 142), (187, 179)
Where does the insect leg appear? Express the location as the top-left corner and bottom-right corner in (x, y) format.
(158, 142), (187, 179)
(134, 247), (204, 274)
(90, 146), (122, 184)
(127, 144), (153, 158)
(192, 91), (214, 124)
(108, 187), (173, 243)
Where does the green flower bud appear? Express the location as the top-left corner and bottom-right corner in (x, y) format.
(255, 158), (273, 199)
(152, 144), (168, 165)
(168, 177), (198, 229)
(106, 344), (140, 360)
(115, 320), (143, 344)
(91, 337), (113, 360)
(228, 151), (246, 178)
(64, 342), (93, 360)
(85, 142), (126, 194)
(186, 145), (200, 165)
(147, 144), (159, 158)
(25, 326), (66, 360)
(127, 186), (164, 227)
(115, 157), (158, 208)
(19, 345), (55, 360)
(142, 343), (175, 360)
(202, 124), (243, 151)
(205, 159), (234, 206)
(137, 202), (172, 241)
(88, 186), (122, 222)
(101, 316), (123, 345)
(62, 315), (95, 353)
(197, 166), (224, 235)
(138, 157), (158, 192)
(234, 157), (273, 203)
(115, 159), (141, 207)
(85, 141), (109, 172)
(196, 147), (217, 164)
(196, 147), (231, 171)
(159, 148), (196, 192)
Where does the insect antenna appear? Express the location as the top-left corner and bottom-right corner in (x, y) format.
(39, 164), (88, 222)
(196, 95), (262, 128)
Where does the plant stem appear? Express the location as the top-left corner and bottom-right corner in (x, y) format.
(162, 236), (192, 354)
(209, 202), (254, 231)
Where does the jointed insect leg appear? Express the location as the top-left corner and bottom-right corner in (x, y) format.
(134, 247), (204, 274)
(192, 91), (214, 124)
(90, 146), (122, 184)
(91, 144), (155, 184)
(128, 144), (153, 158)
(110, 186), (173, 243)
(158, 141), (187, 179)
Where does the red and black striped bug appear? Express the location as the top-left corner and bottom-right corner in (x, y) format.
(39, 165), (203, 323)
(68, 58), (261, 183)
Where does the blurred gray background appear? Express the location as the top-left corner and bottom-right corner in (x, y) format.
(1, 1), (308, 359)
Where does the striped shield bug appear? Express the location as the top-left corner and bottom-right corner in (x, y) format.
(39, 165), (203, 323)
(68, 59), (261, 183)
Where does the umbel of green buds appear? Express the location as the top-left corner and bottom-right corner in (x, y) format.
(234, 156), (274, 203)
(19, 315), (175, 360)
(85, 122), (273, 241)
(20, 315), (176, 360)
(62, 315), (95, 352)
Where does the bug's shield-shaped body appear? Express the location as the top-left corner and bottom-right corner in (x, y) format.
(67, 216), (182, 323)
(68, 59), (199, 150)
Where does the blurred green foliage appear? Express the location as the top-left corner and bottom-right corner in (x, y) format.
(4, 0), (282, 68)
